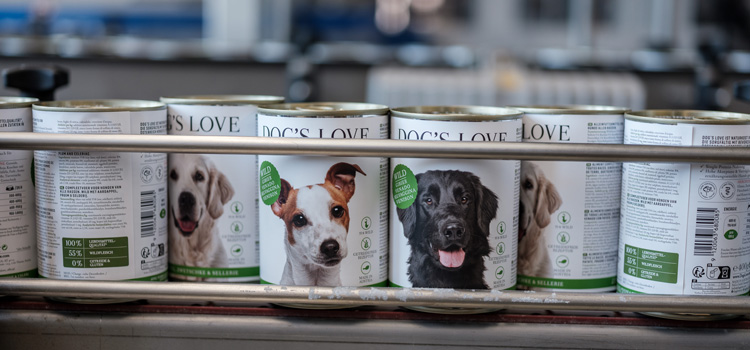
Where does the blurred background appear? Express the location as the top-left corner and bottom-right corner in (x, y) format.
(0, 0), (749, 111)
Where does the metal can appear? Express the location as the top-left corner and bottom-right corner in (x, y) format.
(33, 100), (168, 303)
(512, 105), (628, 292)
(257, 102), (389, 307)
(389, 105), (522, 314)
(619, 110), (750, 320)
(0, 97), (38, 282)
(161, 95), (283, 282)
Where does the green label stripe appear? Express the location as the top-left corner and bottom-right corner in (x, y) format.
(392, 164), (418, 210)
(62, 237), (129, 268)
(623, 244), (679, 284)
(0, 268), (38, 278)
(616, 284), (643, 294)
(389, 281), (518, 290)
(170, 264), (259, 278)
(130, 271), (168, 282)
(261, 279), (387, 287)
(517, 275), (616, 289)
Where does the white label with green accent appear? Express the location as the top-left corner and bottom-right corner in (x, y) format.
(258, 114), (388, 287)
(166, 104), (261, 281)
(34, 109), (168, 281)
(389, 117), (521, 290)
(0, 107), (37, 278)
(618, 120), (750, 296)
(518, 112), (623, 291)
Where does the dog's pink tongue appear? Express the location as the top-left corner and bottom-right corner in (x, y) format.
(179, 220), (196, 233)
(438, 249), (465, 268)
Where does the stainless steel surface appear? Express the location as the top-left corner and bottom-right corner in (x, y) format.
(391, 105), (522, 121)
(0, 132), (749, 163)
(33, 99), (165, 112)
(1, 278), (749, 314)
(1, 309), (747, 350)
(258, 102), (389, 117)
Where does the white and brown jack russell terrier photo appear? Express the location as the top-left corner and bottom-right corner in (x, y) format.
(271, 162), (366, 286)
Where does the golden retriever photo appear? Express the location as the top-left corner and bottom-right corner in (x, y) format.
(168, 154), (234, 280)
(518, 161), (562, 281)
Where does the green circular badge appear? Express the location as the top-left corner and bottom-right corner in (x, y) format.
(392, 164), (418, 210)
(259, 161), (281, 206)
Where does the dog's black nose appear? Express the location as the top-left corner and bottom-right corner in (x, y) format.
(443, 223), (465, 240)
(178, 191), (196, 212)
(320, 239), (340, 258)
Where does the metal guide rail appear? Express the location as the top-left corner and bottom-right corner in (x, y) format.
(0, 131), (749, 314)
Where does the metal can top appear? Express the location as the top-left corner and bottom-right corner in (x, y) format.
(509, 104), (629, 115)
(259, 102), (389, 118)
(391, 105), (522, 122)
(160, 95), (284, 106)
(0, 97), (38, 109)
(625, 110), (750, 125)
(33, 99), (165, 112)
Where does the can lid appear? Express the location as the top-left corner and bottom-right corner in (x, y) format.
(509, 104), (629, 115)
(625, 110), (750, 125)
(33, 99), (165, 112)
(160, 95), (284, 106)
(259, 102), (389, 117)
(391, 105), (522, 121)
(0, 96), (38, 109)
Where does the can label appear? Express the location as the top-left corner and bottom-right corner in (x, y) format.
(258, 114), (388, 287)
(167, 104), (260, 281)
(518, 113), (623, 291)
(0, 107), (36, 278)
(34, 110), (168, 281)
(618, 121), (750, 295)
(389, 118), (520, 290)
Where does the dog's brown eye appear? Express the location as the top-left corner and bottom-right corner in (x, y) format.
(331, 205), (345, 218)
(194, 171), (205, 182)
(425, 198), (433, 205)
(292, 214), (307, 227)
(170, 170), (178, 180)
(461, 196), (468, 204)
(524, 180), (533, 190)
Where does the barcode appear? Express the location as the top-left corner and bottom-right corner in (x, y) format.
(140, 190), (156, 238)
(693, 207), (718, 256)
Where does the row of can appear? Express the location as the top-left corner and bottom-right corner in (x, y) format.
(1, 96), (749, 318)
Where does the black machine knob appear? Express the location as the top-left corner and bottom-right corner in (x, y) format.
(3, 65), (69, 101)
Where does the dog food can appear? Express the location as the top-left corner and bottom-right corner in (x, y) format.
(161, 95), (283, 282)
(0, 97), (38, 281)
(389, 106), (522, 313)
(618, 110), (750, 320)
(513, 105), (627, 292)
(33, 100), (168, 303)
(257, 102), (389, 297)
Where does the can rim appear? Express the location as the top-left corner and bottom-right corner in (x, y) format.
(33, 99), (165, 112)
(625, 110), (750, 124)
(509, 104), (629, 115)
(258, 102), (390, 117)
(0, 97), (38, 109)
(160, 95), (285, 106)
(391, 105), (522, 121)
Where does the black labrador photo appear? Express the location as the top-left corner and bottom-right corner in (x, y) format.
(397, 169), (498, 289)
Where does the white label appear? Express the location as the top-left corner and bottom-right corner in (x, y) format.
(390, 117), (521, 290)
(618, 121), (750, 296)
(166, 104), (260, 281)
(34, 109), (168, 281)
(518, 113), (623, 291)
(258, 114), (389, 287)
(0, 107), (36, 278)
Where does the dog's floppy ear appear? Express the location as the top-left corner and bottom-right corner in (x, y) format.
(325, 162), (366, 202)
(271, 179), (292, 217)
(474, 175), (499, 236)
(396, 173), (420, 239)
(534, 174), (562, 227)
(207, 167), (235, 219)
